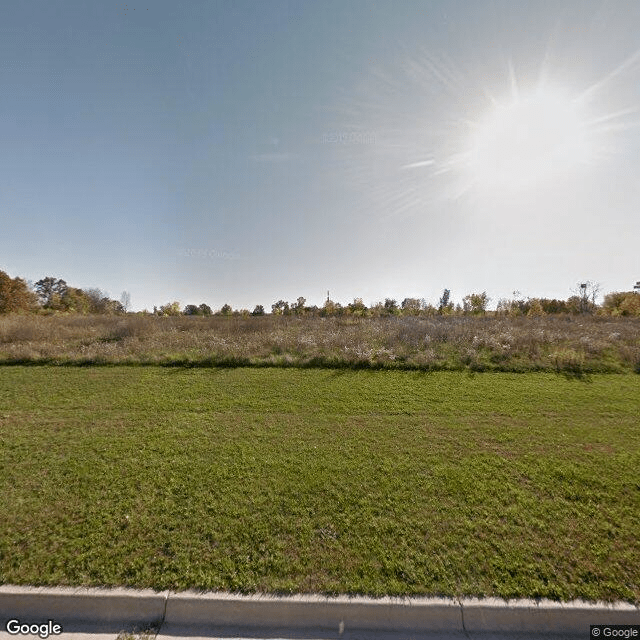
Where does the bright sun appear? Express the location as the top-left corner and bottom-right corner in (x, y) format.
(341, 45), (640, 213)
(466, 86), (593, 192)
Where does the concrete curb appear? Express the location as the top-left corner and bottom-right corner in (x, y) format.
(460, 597), (640, 634)
(164, 593), (461, 632)
(1, 586), (639, 634)
(0, 586), (168, 624)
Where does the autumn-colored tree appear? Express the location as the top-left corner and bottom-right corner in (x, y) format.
(82, 288), (120, 314)
(158, 301), (181, 316)
(320, 298), (342, 316)
(602, 291), (640, 316)
(347, 298), (367, 316)
(538, 298), (569, 314)
(61, 287), (91, 314)
(526, 298), (545, 316)
(401, 298), (422, 315)
(271, 300), (289, 315)
(619, 293), (640, 316)
(462, 292), (490, 315)
(0, 271), (37, 313)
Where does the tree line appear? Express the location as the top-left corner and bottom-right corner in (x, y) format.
(0, 272), (127, 315)
(1, 270), (639, 317)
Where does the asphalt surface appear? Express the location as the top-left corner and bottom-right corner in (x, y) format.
(0, 624), (586, 640)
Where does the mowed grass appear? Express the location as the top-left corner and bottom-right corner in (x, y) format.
(0, 366), (638, 603)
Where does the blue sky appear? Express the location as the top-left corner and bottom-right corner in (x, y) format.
(2, 0), (639, 311)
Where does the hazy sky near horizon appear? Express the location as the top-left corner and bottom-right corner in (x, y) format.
(2, 0), (639, 311)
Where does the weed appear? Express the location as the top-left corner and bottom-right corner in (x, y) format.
(0, 314), (637, 373)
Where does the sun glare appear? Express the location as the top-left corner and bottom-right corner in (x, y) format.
(336, 40), (640, 219)
(465, 86), (592, 192)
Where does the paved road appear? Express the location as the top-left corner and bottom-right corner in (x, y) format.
(0, 622), (585, 640)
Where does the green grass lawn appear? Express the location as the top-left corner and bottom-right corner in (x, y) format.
(0, 366), (638, 603)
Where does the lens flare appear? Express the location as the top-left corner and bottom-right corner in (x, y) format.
(464, 84), (593, 193)
(332, 42), (640, 221)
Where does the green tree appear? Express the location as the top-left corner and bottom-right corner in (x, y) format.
(183, 304), (202, 316)
(252, 304), (265, 316)
(384, 298), (399, 314)
(35, 277), (68, 309)
(219, 303), (232, 316)
(292, 297), (306, 315)
(438, 289), (453, 314)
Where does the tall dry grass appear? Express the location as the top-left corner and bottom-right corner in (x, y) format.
(0, 313), (638, 373)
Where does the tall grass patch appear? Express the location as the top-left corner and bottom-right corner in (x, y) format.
(0, 314), (638, 372)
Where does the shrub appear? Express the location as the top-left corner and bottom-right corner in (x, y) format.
(158, 302), (182, 316)
(552, 348), (586, 378)
(539, 298), (569, 314)
(320, 299), (342, 316)
(347, 298), (368, 317)
(384, 298), (399, 315)
(271, 300), (289, 316)
(401, 298), (422, 315)
(292, 297), (306, 315)
(183, 304), (202, 316)
(61, 288), (91, 314)
(603, 292), (640, 317)
(527, 299), (545, 316)
(462, 292), (490, 315)
(620, 295), (640, 317)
